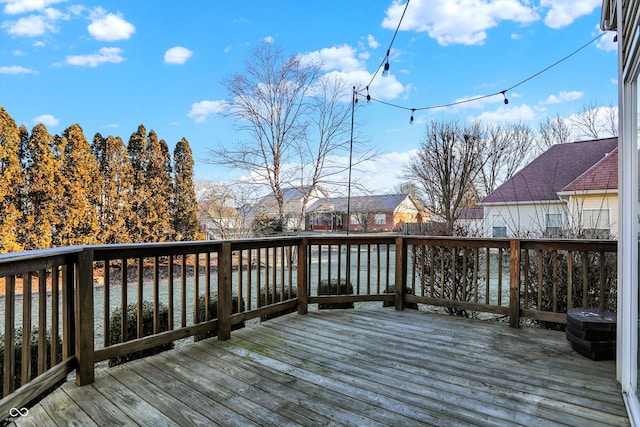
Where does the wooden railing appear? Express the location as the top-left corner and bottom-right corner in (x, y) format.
(0, 235), (618, 420)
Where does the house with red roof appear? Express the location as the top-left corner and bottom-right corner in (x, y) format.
(557, 147), (618, 237)
(478, 137), (618, 238)
(305, 193), (424, 232)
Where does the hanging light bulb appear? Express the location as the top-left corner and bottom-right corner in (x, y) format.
(501, 90), (509, 105)
(382, 60), (390, 77)
(366, 86), (371, 102)
(382, 49), (391, 77)
(410, 109), (415, 124)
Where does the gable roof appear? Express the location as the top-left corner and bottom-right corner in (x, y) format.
(561, 147), (618, 192)
(457, 207), (484, 220)
(306, 193), (412, 214)
(480, 137), (618, 204)
(258, 186), (327, 205)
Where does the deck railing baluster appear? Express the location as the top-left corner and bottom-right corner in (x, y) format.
(38, 269), (47, 375)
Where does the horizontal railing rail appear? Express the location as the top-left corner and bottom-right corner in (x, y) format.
(0, 235), (619, 422)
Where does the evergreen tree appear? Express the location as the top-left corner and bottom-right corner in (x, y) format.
(127, 125), (148, 242)
(159, 138), (175, 239)
(0, 107), (25, 252)
(93, 135), (134, 243)
(173, 137), (199, 240)
(23, 124), (59, 249)
(144, 130), (174, 241)
(55, 124), (100, 246)
(126, 126), (173, 242)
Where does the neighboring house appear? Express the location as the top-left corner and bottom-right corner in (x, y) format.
(558, 147), (618, 237)
(199, 205), (253, 240)
(306, 193), (423, 232)
(255, 186), (328, 231)
(456, 207), (484, 236)
(478, 137), (618, 238)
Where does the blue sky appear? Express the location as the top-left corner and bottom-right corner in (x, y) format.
(0, 0), (617, 193)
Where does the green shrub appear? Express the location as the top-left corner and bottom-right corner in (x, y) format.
(108, 301), (173, 367)
(318, 279), (354, 310)
(0, 328), (63, 398)
(194, 294), (245, 341)
(259, 286), (298, 321)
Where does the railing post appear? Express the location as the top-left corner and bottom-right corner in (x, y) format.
(297, 238), (308, 315)
(509, 240), (521, 328)
(75, 249), (94, 386)
(395, 237), (406, 310)
(218, 242), (232, 341)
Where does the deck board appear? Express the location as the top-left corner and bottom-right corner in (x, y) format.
(13, 308), (629, 427)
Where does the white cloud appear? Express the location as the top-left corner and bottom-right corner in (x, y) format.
(65, 47), (124, 67)
(595, 26), (617, 52)
(0, 65), (37, 74)
(541, 0), (600, 29)
(354, 150), (418, 193)
(263, 35), (273, 43)
(188, 100), (230, 123)
(3, 13), (56, 36)
(87, 7), (135, 41)
(541, 90), (583, 105)
(300, 44), (406, 101)
(367, 34), (379, 49)
(3, 0), (66, 15)
(164, 46), (192, 64)
(32, 114), (58, 127)
(300, 44), (361, 73)
(382, 0), (539, 46)
(469, 104), (536, 123)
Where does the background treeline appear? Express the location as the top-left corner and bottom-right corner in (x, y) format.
(0, 107), (199, 253)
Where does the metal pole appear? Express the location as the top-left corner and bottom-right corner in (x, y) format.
(347, 86), (355, 235)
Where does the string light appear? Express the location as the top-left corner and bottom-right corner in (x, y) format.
(366, 0), (410, 87)
(382, 51), (391, 77)
(359, 32), (606, 116)
(410, 108), (415, 124)
(500, 90), (509, 105)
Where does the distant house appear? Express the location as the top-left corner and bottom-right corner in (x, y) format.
(255, 186), (328, 231)
(478, 137), (618, 238)
(306, 193), (423, 232)
(558, 147), (619, 237)
(456, 207), (484, 236)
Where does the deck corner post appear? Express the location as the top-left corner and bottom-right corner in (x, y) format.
(297, 237), (308, 315)
(509, 239), (521, 328)
(395, 237), (406, 310)
(218, 242), (232, 341)
(75, 248), (95, 386)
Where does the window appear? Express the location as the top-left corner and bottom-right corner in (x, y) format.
(582, 209), (610, 230)
(492, 214), (507, 238)
(374, 214), (386, 225)
(545, 213), (563, 234)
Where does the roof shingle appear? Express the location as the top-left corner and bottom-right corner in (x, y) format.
(480, 137), (617, 204)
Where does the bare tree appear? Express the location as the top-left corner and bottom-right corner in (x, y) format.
(209, 42), (372, 228)
(605, 102), (619, 137)
(537, 114), (572, 150)
(571, 101), (604, 140)
(405, 120), (484, 234)
(478, 122), (535, 197)
(196, 181), (258, 239)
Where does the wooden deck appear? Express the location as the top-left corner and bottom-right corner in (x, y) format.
(14, 308), (628, 426)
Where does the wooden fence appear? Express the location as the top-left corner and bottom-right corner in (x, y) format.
(0, 235), (618, 419)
